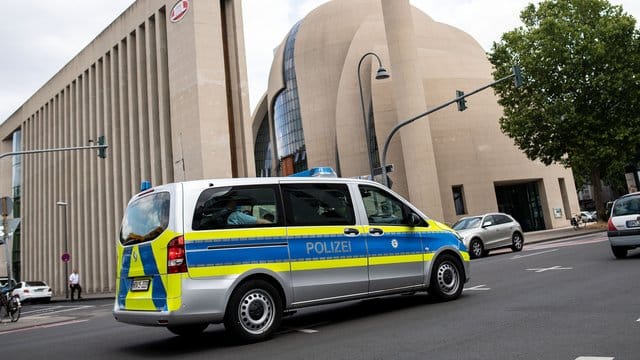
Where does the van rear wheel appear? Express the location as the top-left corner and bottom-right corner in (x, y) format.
(224, 279), (282, 343)
(167, 323), (208, 336)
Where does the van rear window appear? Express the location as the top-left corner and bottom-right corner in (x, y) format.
(120, 192), (170, 245)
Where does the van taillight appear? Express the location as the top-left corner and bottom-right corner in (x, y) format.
(607, 217), (617, 231)
(167, 236), (187, 273)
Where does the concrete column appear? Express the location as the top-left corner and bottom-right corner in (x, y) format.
(380, 0), (444, 220)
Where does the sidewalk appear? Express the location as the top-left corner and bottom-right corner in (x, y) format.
(524, 221), (606, 244)
(0, 292), (115, 334)
(51, 291), (114, 303)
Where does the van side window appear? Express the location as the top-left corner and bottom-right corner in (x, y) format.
(281, 183), (355, 226)
(359, 185), (412, 226)
(192, 185), (280, 230)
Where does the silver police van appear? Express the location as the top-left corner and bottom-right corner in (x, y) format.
(114, 169), (470, 342)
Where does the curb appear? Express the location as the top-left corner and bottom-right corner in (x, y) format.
(50, 296), (114, 303)
(524, 228), (606, 245)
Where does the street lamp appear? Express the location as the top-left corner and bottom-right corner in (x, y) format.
(56, 201), (69, 299)
(358, 52), (390, 179)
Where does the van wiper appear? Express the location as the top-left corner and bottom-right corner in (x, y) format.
(122, 227), (165, 245)
(122, 233), (144, 245)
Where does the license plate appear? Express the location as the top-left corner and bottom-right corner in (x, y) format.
(34, 289), (43, 292)
(131, 279), (150, 292)
(626, 220), (640, 228)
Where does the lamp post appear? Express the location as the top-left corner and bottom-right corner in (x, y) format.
(56, 201), (69, 299)
(357, 52), (390, 179)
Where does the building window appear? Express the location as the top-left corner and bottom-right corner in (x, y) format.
(12, 130), (21, 218)
(273, 21), (307, 175)
(254, 116), (272, 177)
(452, 185), (466, 215)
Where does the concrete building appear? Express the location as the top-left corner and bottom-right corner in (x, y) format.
(0, 0), (582, 295)
(252, 0), (581, 230)
(0, 0), (252, 293)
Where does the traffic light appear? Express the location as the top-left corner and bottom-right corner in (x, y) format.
(97, 135), (107, 159)
(512, 65), (523, 88)
(456, 90), (467, 111)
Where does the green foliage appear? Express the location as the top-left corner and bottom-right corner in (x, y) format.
(489, 0), (640, 180)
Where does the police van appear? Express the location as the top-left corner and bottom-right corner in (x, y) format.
(113, 170), (470, 342)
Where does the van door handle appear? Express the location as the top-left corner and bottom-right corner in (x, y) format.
(344, 228), (360, 236)
(369, 228), (384, 236)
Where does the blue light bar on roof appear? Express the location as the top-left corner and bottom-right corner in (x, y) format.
(140, 180), (152, 192)
(289, 167), (337, 178)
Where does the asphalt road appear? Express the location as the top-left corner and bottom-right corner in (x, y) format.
(1, 231), (638, 360)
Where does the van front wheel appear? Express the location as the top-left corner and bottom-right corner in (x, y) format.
(224, 279), (282, 343)
(428, 254), (464, 301)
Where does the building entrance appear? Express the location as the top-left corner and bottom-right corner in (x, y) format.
(495, 182), (546, 232)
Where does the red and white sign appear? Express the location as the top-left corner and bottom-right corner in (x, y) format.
(170, 0), (189, 23)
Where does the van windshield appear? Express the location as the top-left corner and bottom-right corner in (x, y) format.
(120, 192), (170, 246)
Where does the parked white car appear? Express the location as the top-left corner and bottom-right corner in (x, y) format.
(608, 192), (640, 258)
(12, 281), (52, 303)
(580, 211), (597, 222)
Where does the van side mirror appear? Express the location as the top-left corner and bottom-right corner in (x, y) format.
(408, 213), (423, 227)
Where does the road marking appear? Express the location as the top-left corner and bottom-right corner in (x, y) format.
(574, 357), (614, 360)
(526, 265), (573, 273)
(464, 284), (491, 291)
(511, 249), (558, 259)
(298, 329), (318, 334)
(21, 305), (92, 317)
(527, 237), (607, 250)
(0, 319), (89, 335)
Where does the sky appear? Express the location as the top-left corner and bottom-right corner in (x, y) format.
(0, 0), (639, 123)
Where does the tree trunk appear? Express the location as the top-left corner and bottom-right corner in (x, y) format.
(590, 168), (606, 221)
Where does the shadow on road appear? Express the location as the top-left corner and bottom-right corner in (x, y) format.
(116, 292), (452, 355)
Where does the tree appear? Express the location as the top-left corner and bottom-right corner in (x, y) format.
(489, 0), (640, 220)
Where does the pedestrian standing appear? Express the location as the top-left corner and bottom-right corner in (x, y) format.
(69, 269), (82, 301)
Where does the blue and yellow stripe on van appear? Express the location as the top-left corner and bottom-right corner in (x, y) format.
(181, 222), (468, 277)
(184, 227), (290, 277)
(116, 222), (468, 311)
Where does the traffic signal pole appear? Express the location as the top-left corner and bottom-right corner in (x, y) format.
(0, 139), (108, 161)
(0, 138), (107, 286)
(380, 66), (522, 187)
